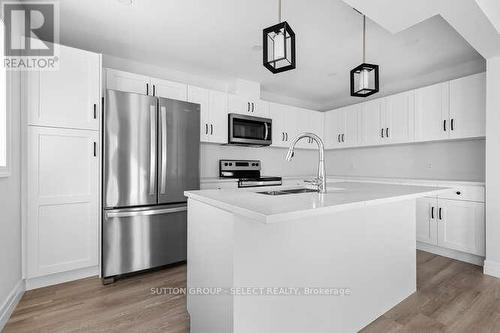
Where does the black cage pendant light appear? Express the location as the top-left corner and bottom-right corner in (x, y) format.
(350, 13), (379, 97)
(263, 0), (296, 74)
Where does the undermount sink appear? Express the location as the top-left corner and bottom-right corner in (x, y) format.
(257, 188), (320, 196)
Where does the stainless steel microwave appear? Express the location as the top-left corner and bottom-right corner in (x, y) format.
(228, 113), (272, 147)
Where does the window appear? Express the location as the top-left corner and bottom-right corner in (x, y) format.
(0, 19), (10, 177)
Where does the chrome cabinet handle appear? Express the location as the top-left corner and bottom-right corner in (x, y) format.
(160, 105), (167, 194)
(438, 207), (443, 220)
(451, 119), (454, 131)
(150, 105), (157, 195)
(106, 205), (187, 218)
(431, 207), (434, 219)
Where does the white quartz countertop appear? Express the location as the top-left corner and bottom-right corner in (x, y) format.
(185, 182), (448, 223)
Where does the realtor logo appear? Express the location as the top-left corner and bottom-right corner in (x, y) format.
(2, 1), (59, 70)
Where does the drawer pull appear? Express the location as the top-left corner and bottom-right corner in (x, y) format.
(456, 191), (461, 195)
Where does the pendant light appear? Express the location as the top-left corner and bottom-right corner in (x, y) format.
(263, 0), (296, 74)
(350, 13), (379, 97)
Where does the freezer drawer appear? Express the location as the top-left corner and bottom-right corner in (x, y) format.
(102, 204), (187, 278)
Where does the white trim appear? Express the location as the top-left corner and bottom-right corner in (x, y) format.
(0, 60), (12, 178)
(25, 266), (99, 290)
(417, 242), (485, 266)
(0, 279), (25, 332)
(484, 260), (500, 278)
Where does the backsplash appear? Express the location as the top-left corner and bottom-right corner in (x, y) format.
(201, 139), (485, 181)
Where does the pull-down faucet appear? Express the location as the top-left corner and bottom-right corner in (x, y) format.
(285, 132), (327, 193)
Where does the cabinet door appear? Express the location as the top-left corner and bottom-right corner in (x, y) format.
(414, 82), (449, 141)
(307, 111), (324, 149)
(26, 44), (100, 130)
(106, 68), (149, 95)
(227, 94), (249, 115)
(324, 108), (345, 149)
(384, 91), (415, 144)
(208, 90), (228, 144)
(187, 86), (210, 143)
(361, 99), (383, 146)
(437, 200), (485, 256)
(270, 103), (288, 148)
(252, 100), (270, 118)
(27, 126), (99, 277)
(416, 198), (438, 245)
(449, 73), (486, 139)
(344, 104), (361, 147)
(151, 78), (187, 101)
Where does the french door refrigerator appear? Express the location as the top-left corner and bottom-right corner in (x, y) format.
(102, 89), (200, 282)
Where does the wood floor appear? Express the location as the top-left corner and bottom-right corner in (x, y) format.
(4, 251), (500, 333)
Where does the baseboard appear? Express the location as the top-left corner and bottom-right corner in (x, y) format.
(25, 266), (99, 291)
(484, 260), (500, 278)
(0, 279), (25, 332)
(417, 242), (484, 266)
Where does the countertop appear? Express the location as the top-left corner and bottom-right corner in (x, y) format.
(185, 181), (448, 223)
(200, 175), (485, 187)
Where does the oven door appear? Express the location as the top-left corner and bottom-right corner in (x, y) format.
(228, 114), (272, 146)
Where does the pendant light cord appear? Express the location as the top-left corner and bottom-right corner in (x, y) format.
(278, 0), (282, 22)
(363, 15), (366, 63)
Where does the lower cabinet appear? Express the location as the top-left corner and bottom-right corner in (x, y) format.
(416, 197), (485, 257)
(27, 126), (99, 278)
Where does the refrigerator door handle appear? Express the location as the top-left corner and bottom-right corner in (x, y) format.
(149, 105), (156, 195)
(160, 105), (168, 194)
(105, 205), (187, 218)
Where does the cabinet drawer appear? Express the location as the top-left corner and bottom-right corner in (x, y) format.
(437, 185), (484, 202)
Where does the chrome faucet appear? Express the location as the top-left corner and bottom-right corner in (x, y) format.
(285, 132), (327, 193)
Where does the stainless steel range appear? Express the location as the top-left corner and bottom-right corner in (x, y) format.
(219, 160), (282, 188)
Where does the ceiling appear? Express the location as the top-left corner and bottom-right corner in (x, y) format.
(56, 0), (485, 111)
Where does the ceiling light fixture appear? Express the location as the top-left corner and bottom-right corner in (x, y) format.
(263, 0), (296, 74)
(350, 11), (379, 97)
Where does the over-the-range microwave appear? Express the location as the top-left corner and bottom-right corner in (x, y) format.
(228, 113), (272, 147)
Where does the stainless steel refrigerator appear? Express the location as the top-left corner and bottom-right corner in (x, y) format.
(102, 89), (200, 282)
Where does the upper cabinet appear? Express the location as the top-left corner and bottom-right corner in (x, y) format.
(150, 78), (187, 101)
(106, 69), (187, 101)
(187, 86), (227, 144)
(415, 73), (486, 143)
(415, 82), (450, 142)
(324, 104), (361, 149)
(449, 72), (486, 139)
(384, 91), (415, 144)
(26, 44), (101, 130)
(106, 69), (150, 95)
(227, 94), (270, 118)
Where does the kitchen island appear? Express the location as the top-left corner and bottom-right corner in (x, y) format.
(185, 182), (446, 333)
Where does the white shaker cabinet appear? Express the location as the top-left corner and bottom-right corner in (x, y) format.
(449, 72), (486, 139)
(414, 82), (450, 142)
(324, 104), (360, 149)
(361, 99), (384, 146)
(187, 86), (228, 144)
(270, 103), (297, 148)
(383, 91), (415, 144)
(416, 197), (438, 245)
(26, 44), (101, 130)
(437, 199), (485, 257)
(227, 94), (270, 118)
(150, 77), (187, 101)
(106, 68), (150, 95)
(27, 126), (99, 278)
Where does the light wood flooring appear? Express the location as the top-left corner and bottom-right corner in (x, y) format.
(4, 251), (500, 332)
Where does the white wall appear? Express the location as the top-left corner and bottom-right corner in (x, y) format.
(0, 70), (22, 325)
(485, 56), (500, 277)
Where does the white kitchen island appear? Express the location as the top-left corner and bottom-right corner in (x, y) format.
(184, 182), (446, 333)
